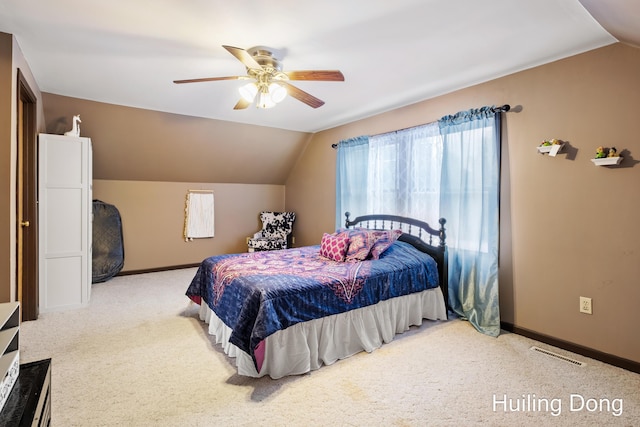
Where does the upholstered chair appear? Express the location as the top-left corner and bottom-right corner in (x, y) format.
(247, 211), (296, 252)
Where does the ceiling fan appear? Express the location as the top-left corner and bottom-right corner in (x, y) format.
(173, 45), (344, 110)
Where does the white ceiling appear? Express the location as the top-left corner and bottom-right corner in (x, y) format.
(0, 0), (634, 133)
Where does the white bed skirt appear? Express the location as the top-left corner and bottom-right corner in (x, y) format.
(198, 287), (447, 379)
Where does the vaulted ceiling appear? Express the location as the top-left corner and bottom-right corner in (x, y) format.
(2, 1), (637, 133)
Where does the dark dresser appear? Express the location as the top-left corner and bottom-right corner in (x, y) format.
(0, 359), (51, 426)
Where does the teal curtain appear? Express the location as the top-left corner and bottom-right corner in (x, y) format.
(335, 135), (369, 228)
(438, 107), (501, 336)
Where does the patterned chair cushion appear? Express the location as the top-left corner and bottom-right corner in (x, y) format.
(247, 211), (295, 252)
(260, 212), (296, 239)
(248, 237), (287, 251)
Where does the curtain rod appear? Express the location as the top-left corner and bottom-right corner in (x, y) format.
(331, 104), (511, 149)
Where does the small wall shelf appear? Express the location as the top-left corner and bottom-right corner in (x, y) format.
(591, 157), (623, 166)
(537, 139), (564, 156)
(537, 144), (564, 155)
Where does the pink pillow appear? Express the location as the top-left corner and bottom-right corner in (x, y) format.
(345, 229), (376, 262)
(369, 229), (402, 259)
(319, 232), (350, 262)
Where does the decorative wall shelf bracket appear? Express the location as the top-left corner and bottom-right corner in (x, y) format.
(591, 157), (623, 166)
(537, 143), (564, 156)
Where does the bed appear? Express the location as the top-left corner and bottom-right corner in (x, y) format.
(186, 213), (448, 379)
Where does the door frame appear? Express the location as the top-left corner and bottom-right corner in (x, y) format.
(16, 69), (38, 321)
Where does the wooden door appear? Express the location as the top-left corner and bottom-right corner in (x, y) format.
(16, 70), (38, 321)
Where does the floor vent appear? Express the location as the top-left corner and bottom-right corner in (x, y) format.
(530, 346), (586, 367)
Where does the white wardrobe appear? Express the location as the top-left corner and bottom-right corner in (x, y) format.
(38, 134), (92, 312)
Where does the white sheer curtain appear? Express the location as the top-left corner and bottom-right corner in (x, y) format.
(336, 125), (442, 228)
(368, 124), (442, 223)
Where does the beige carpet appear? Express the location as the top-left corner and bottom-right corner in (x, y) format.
(20, 268), (640, 426)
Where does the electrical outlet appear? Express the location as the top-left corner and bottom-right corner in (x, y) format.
(292, 236), (296, 245)
(579, 296), (592, 315)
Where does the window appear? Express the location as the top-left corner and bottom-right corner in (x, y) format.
(336, 106), (502, 337)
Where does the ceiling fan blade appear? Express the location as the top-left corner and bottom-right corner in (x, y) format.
(173, 76), (244, 84)
(281, 82), (325, 108)
(223, 45), (263, 70)
(233, 98), (251, 110)
(284, 70), (344, 81)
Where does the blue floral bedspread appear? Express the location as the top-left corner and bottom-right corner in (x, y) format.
(186, 240), (439, 367)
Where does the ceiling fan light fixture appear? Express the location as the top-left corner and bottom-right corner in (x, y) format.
(257, 90), (276, 109)
(268, 82), (287, 103)
(175, 45), (343, 110)
(239, 83), (258, 102)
